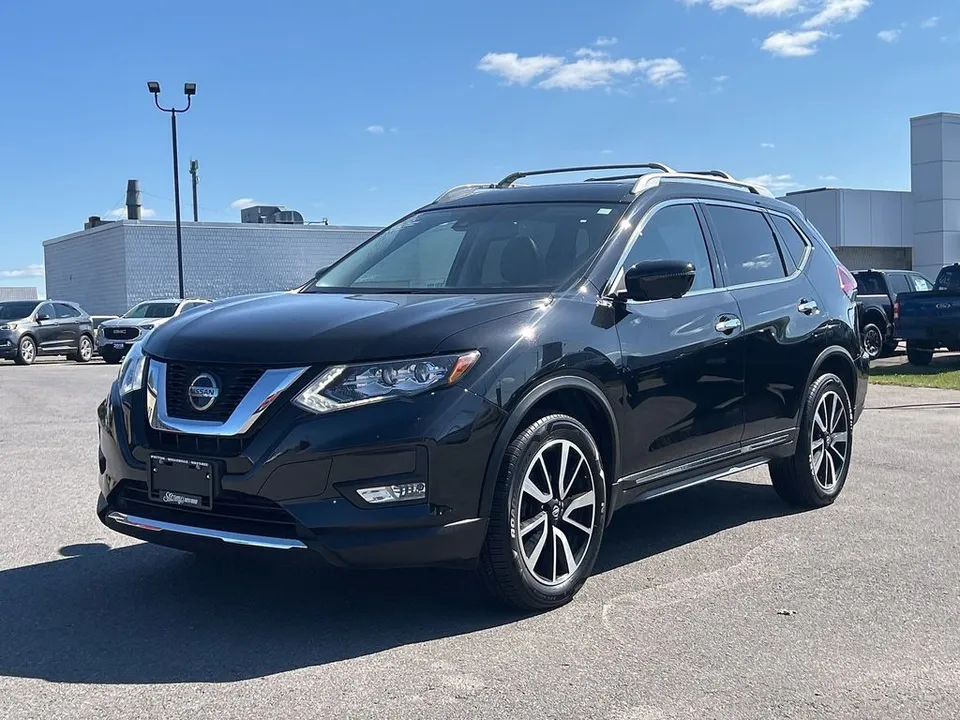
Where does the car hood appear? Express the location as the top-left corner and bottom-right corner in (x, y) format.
(102, 316), (172, 329)
(142, 291), (547, 365)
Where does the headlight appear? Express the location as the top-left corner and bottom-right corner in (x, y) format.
(293, 351), (480, 415)
(118, 341), (147, 396)
(0, 322), (17, 331)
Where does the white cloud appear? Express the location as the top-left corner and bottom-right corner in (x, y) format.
(680, 0), (803, 17)
(479, 50), (685, 90)
(600, 149), (615, 154)
(760, 142), (775, 148)
(714, 75), (730, 82)
(595, 36), (618, 46)
(762, 30), (827, 56)
(365, 124), (386, 134)
(877, 29), (901, 42)
(801, 0), (871, 29)
(742, 173), (799, 192)
(921, 16), (939, 29)
(0, 264), (44, 278)
(819, 174), (839, 181)
(230, 198), (258, 209)
(107, 207), (157, 218)
(477, 52), (565, 84)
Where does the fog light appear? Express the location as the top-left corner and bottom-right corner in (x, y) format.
(357, 482), (427, 504)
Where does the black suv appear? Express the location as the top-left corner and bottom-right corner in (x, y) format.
(97, 164), (869, 610)
(0, 299), (95, 365)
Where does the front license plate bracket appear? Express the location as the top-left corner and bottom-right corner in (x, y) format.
(149, 455), (216, 510)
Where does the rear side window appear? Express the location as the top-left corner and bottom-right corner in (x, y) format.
(887, 273), (912, 296)
(853, 272), (886, 295)
(54, 303), (80, 318)
(768, 214), (809, 271)
(705, 205), (786, 286)
(623, 204), (715, 292)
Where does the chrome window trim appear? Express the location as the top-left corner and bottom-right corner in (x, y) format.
(146, 359), (309, 437)
(603, 196), (815, 299)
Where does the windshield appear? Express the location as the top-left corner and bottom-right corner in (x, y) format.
(305, 202), (628, 293)
(0, 301), (39, 320)
(123, 302), (179, 319)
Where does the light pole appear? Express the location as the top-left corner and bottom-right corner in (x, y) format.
(147, 81), (196, 299)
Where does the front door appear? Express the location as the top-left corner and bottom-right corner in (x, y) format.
(33, 303), (59, 351)
(702, 203), (824, 443)
(614, 202), (746, 478)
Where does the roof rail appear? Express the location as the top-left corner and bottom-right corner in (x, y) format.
(631, 172), (775, 198)
(680, 169), (734, 180)
(432, 183), (495, 204)
(496, 163), (676, 188)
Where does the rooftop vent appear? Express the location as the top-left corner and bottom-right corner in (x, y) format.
(240, 205), (305, 225)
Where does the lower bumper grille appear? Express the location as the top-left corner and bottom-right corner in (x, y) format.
(113, 480), (300, 539)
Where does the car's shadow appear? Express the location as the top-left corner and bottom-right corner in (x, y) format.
(0, 479), (797, 684)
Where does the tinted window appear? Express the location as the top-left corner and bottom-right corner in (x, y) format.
(706, 205), (786, 286)
(54, 303), (80, 319)
(621, 204), (715, 292)
(887, 273), (912, 295)
(0, 301), (39, 320)
(36, 303), (55, 319)
(852, 272), (886, 295)
(909, 274), (933, 292)
(935, 266), (960, 291)
(124, 302), (179, 319)
(309, 202), (628, 292)
(769, 214), (809, 270)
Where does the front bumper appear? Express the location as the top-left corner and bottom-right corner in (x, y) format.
(97, 378), (504, 569)
(0, 330), (21, 358)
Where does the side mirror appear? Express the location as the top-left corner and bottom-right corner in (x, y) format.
(35, 312), (51, 322)
(622, 260), (696, 302)
(314, 266), (329, 280)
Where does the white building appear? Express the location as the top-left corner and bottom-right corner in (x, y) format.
(43, 216), (380, 316)
(780, 111), (960, 279)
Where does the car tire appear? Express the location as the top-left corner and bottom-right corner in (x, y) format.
(479, 413), (607, 611)
(768, 373), (853, 509)
(906, 343), (933, 366)
(861, 323), (884, 360)
(14, 336), (36, 366)
(76, 334), (94, 363)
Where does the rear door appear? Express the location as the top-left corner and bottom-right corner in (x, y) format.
(615, 201), (746, 477)
(702, 202), (822, 445)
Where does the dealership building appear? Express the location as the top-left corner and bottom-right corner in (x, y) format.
(41, 111), (960, 313)
(43, 191), (381, 315)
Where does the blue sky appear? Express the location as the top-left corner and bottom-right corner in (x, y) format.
(1, 0), (957, 296)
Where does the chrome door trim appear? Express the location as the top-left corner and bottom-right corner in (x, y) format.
(146, 359), (309, 437)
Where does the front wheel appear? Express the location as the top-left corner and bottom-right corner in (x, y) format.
(480, 413), (607, 611)
(769, 373), (853, 509)
(76, 335), (94, 363)
(906, 343), (933, 366)
(15, 336), (36, 365)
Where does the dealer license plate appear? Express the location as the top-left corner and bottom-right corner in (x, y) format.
(149, 455), (216, 510)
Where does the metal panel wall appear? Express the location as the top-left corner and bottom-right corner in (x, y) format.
(42, 223), (127, 315)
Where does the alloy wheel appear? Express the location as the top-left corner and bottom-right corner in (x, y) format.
(517, 439), (597, 586)
(20, 338), (35, 363)
(79, 336), (93, 361)
(809, 389), (849, 493)
(862, 325), (882, 359)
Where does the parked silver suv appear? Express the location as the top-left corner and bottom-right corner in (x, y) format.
(97, 298), (210, 364)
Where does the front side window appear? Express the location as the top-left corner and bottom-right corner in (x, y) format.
(0, 301), (39, 321)
(307, 202), (628, 293)
(910, 275), (933, 292)
(124, 302), (179, 319)
(621, 204), (715, 293)
(36, 303), (55, 319)
(706, 205), (787, 286)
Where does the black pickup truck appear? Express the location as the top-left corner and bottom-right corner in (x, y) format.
(894, 263), (960, 365)
(853, 269), (934, 359)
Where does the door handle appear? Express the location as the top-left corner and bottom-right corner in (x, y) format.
(798, 299), (819, 315)
(715, 316), (742, 334)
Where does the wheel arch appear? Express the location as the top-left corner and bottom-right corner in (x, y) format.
(478, 374), (621, 523)
(803, 346), (857, 414)
(861, 308), (889, 334)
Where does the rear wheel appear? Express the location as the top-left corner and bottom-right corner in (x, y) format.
(480, 413), (607, 611)
(861, 323), (883, 360)
(906, 343), (933, 366)
(769, 373), (852, 509)
(76, 334), (94, 363)
(15, 336), (36, 365)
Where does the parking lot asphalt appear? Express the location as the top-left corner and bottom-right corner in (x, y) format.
(1, 360), (958, 720)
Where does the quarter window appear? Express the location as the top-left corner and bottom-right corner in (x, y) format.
(622, 204), (715, 292)
(705, 205), (786, 286)
(768, 214), (809, 270)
